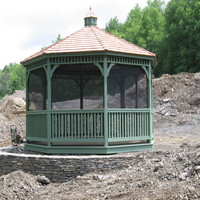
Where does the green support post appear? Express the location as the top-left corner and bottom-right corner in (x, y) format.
(148, 63), (153, 144)
(103, 55), (108, 148)
(26, 71), (30, 112)
(47, 59), (52, 147)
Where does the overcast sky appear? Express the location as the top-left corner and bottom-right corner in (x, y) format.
(0, 0), (166, 69)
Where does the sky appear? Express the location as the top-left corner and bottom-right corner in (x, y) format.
(0, 0), (165, 69)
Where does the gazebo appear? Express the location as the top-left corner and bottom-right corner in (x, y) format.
(21, 9), (156, 154)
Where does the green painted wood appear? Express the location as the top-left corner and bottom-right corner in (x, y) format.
(148, 63), (154, 143)
(108, 136), (151, 142)
(26, 113), (47, 139)
(47, 60), (52, 146)
(25, 141), (153, 154)
(25, 137), (48, 142)
(107, 110), (150, 139)
(103, 55), (108, 147)
(22, 51), (154, 68)
(51, 111), (104, 140)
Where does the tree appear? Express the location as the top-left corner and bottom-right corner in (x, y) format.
(105, 0), (166, 76)
(164, 0), (200, 74)
(52, 34), (62, 44)
(105, 17), (124, 38)
(0, 63), (26, 98)
(0, 71), (11, 98)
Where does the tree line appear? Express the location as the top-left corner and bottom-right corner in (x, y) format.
(105, 0), (200, 77)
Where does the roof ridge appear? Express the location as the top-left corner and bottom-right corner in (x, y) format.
(90, 26), (106, 50)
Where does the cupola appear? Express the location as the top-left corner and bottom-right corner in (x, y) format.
(84, 7), (97, 26)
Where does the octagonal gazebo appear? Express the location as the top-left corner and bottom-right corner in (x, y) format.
(21, 9), (156, 154)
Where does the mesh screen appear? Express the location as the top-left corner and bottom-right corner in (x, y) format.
(52, 79), (80, 110)
(52, 64), (103, 110)
(108, 65), (147, 108)
(137, 73), (148, 108)
(83, 79), (104, 109)
(28, 68), (47, 111)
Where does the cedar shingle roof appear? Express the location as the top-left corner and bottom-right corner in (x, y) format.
(21, 26), (156, 63)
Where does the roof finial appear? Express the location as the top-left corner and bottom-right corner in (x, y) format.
(84, 7), (97, 27)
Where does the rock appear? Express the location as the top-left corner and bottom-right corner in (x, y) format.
(194, 166), (200, 172)
(11, 97), (26, 114)
(153, 162), (164, 172)
(179, 172), (188, 181)
(163, 98), (170, 103)
(36, 176), (50, 185)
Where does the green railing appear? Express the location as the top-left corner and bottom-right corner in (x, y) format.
(108, 109), (151, 142)
(51, 110), (104, 142)
(27, 109), (151, 144)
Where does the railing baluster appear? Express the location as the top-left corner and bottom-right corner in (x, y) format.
(55, 114), (58, 139)
(77, 113), (80, 139)
(71, 114), (73, 138)
(111, 113), (113, 138)
(84, 113), (86, 138)
(124, 113), (126, 137)
(87, 113), (90, 137)
(134, 113), (137, 137)
(139, 113), (142, 137)
(94, 113), (96, 139)
(119, 113), (121, 138)
(80, 113), (83, 139)
(127, 113), (130, 137)
(61, 114), (63, 138)
(101, 113), (103, 138)
(52, 114), (54, 138)
(74, 113), (76, 139)
(64, 114), (66, 139)
(67, 113), (70, 138)
(116, 113), (118, 138)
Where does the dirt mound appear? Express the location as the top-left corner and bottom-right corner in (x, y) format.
(153, 72), (200, 125)
(0, 90), (26, 120)
(153, 72), (200, 113)
(0, 90), (26, 146)
(0, 171), (40, 200)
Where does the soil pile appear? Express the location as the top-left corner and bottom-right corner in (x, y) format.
(0, 171), (40, 200)
(153, 72), (200, 125)
(0, 90), (26, 146)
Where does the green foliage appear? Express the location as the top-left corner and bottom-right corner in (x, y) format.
(164, 0), (200, 74)
(0, 71), (11, 97)
(52, 34), (62, 44)
(0, 63), (26, 98)
(105, 0), (200, 77)
(106, 1), (166, 76)
(105, 17), (125, 38)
